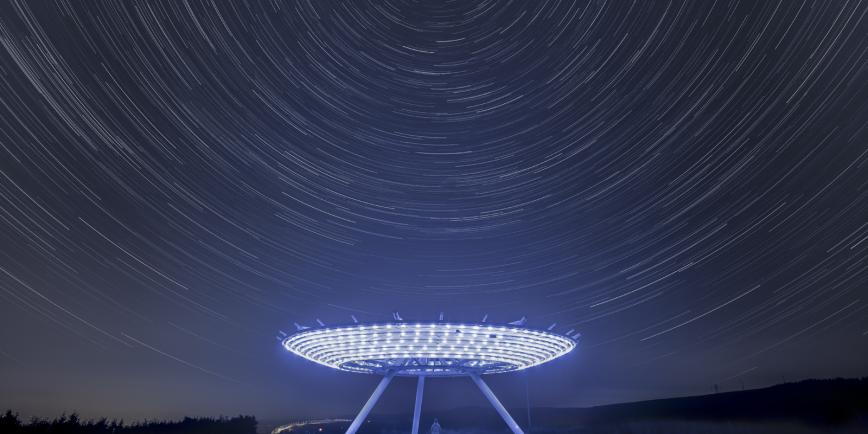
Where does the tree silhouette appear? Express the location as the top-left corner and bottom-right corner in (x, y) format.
(0, 411), (257, 434)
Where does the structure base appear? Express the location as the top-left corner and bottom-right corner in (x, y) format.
(344, 373), (525, 434)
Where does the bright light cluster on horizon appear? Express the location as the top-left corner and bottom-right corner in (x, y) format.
(282, 322), (576, 376)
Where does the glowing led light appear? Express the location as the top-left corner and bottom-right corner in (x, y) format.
(282, 321), (575, 376)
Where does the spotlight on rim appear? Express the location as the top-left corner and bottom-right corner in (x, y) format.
(280, 317), (578, 434)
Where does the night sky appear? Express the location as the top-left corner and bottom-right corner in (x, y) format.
(1, 0), (867, 424)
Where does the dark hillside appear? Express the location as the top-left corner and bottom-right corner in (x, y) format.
(293, 378), (868, 433)
(0, 413), (257, 434)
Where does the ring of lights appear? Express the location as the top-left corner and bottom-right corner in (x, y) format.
(282, 322), (575, 377)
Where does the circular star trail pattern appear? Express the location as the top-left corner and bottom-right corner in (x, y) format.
(0, 0), (866, 421)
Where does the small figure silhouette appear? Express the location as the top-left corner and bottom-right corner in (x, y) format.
(430, 418), (441, 434)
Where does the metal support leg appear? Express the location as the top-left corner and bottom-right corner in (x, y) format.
(411, 376), (425, 434)
(470, 373), (525, 434)
(346, 373), (395, 434)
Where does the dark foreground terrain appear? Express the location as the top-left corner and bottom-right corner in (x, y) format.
(0, 414), (257, 434)
(274, 378), (868, 434)
(4, 379), (866, 433)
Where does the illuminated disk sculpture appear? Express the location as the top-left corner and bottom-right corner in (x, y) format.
(282, 319), (577, 434)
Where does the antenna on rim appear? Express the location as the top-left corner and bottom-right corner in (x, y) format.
(508, 316), (527, 326)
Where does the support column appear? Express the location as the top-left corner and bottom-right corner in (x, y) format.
(469, 373), (525, 434)
(346, 372), (395, 434)
(411, 376), (425, 434)
(524, 370), (532, 432)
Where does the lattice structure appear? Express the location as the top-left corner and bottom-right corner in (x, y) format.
(282, 320), (577, 434)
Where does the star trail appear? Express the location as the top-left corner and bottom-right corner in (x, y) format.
(0, 0), (866, 423)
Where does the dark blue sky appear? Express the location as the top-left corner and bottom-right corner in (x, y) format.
(0, 0), (866, 423)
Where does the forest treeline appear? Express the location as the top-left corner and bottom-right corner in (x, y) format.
(0, 412), (257, 434)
